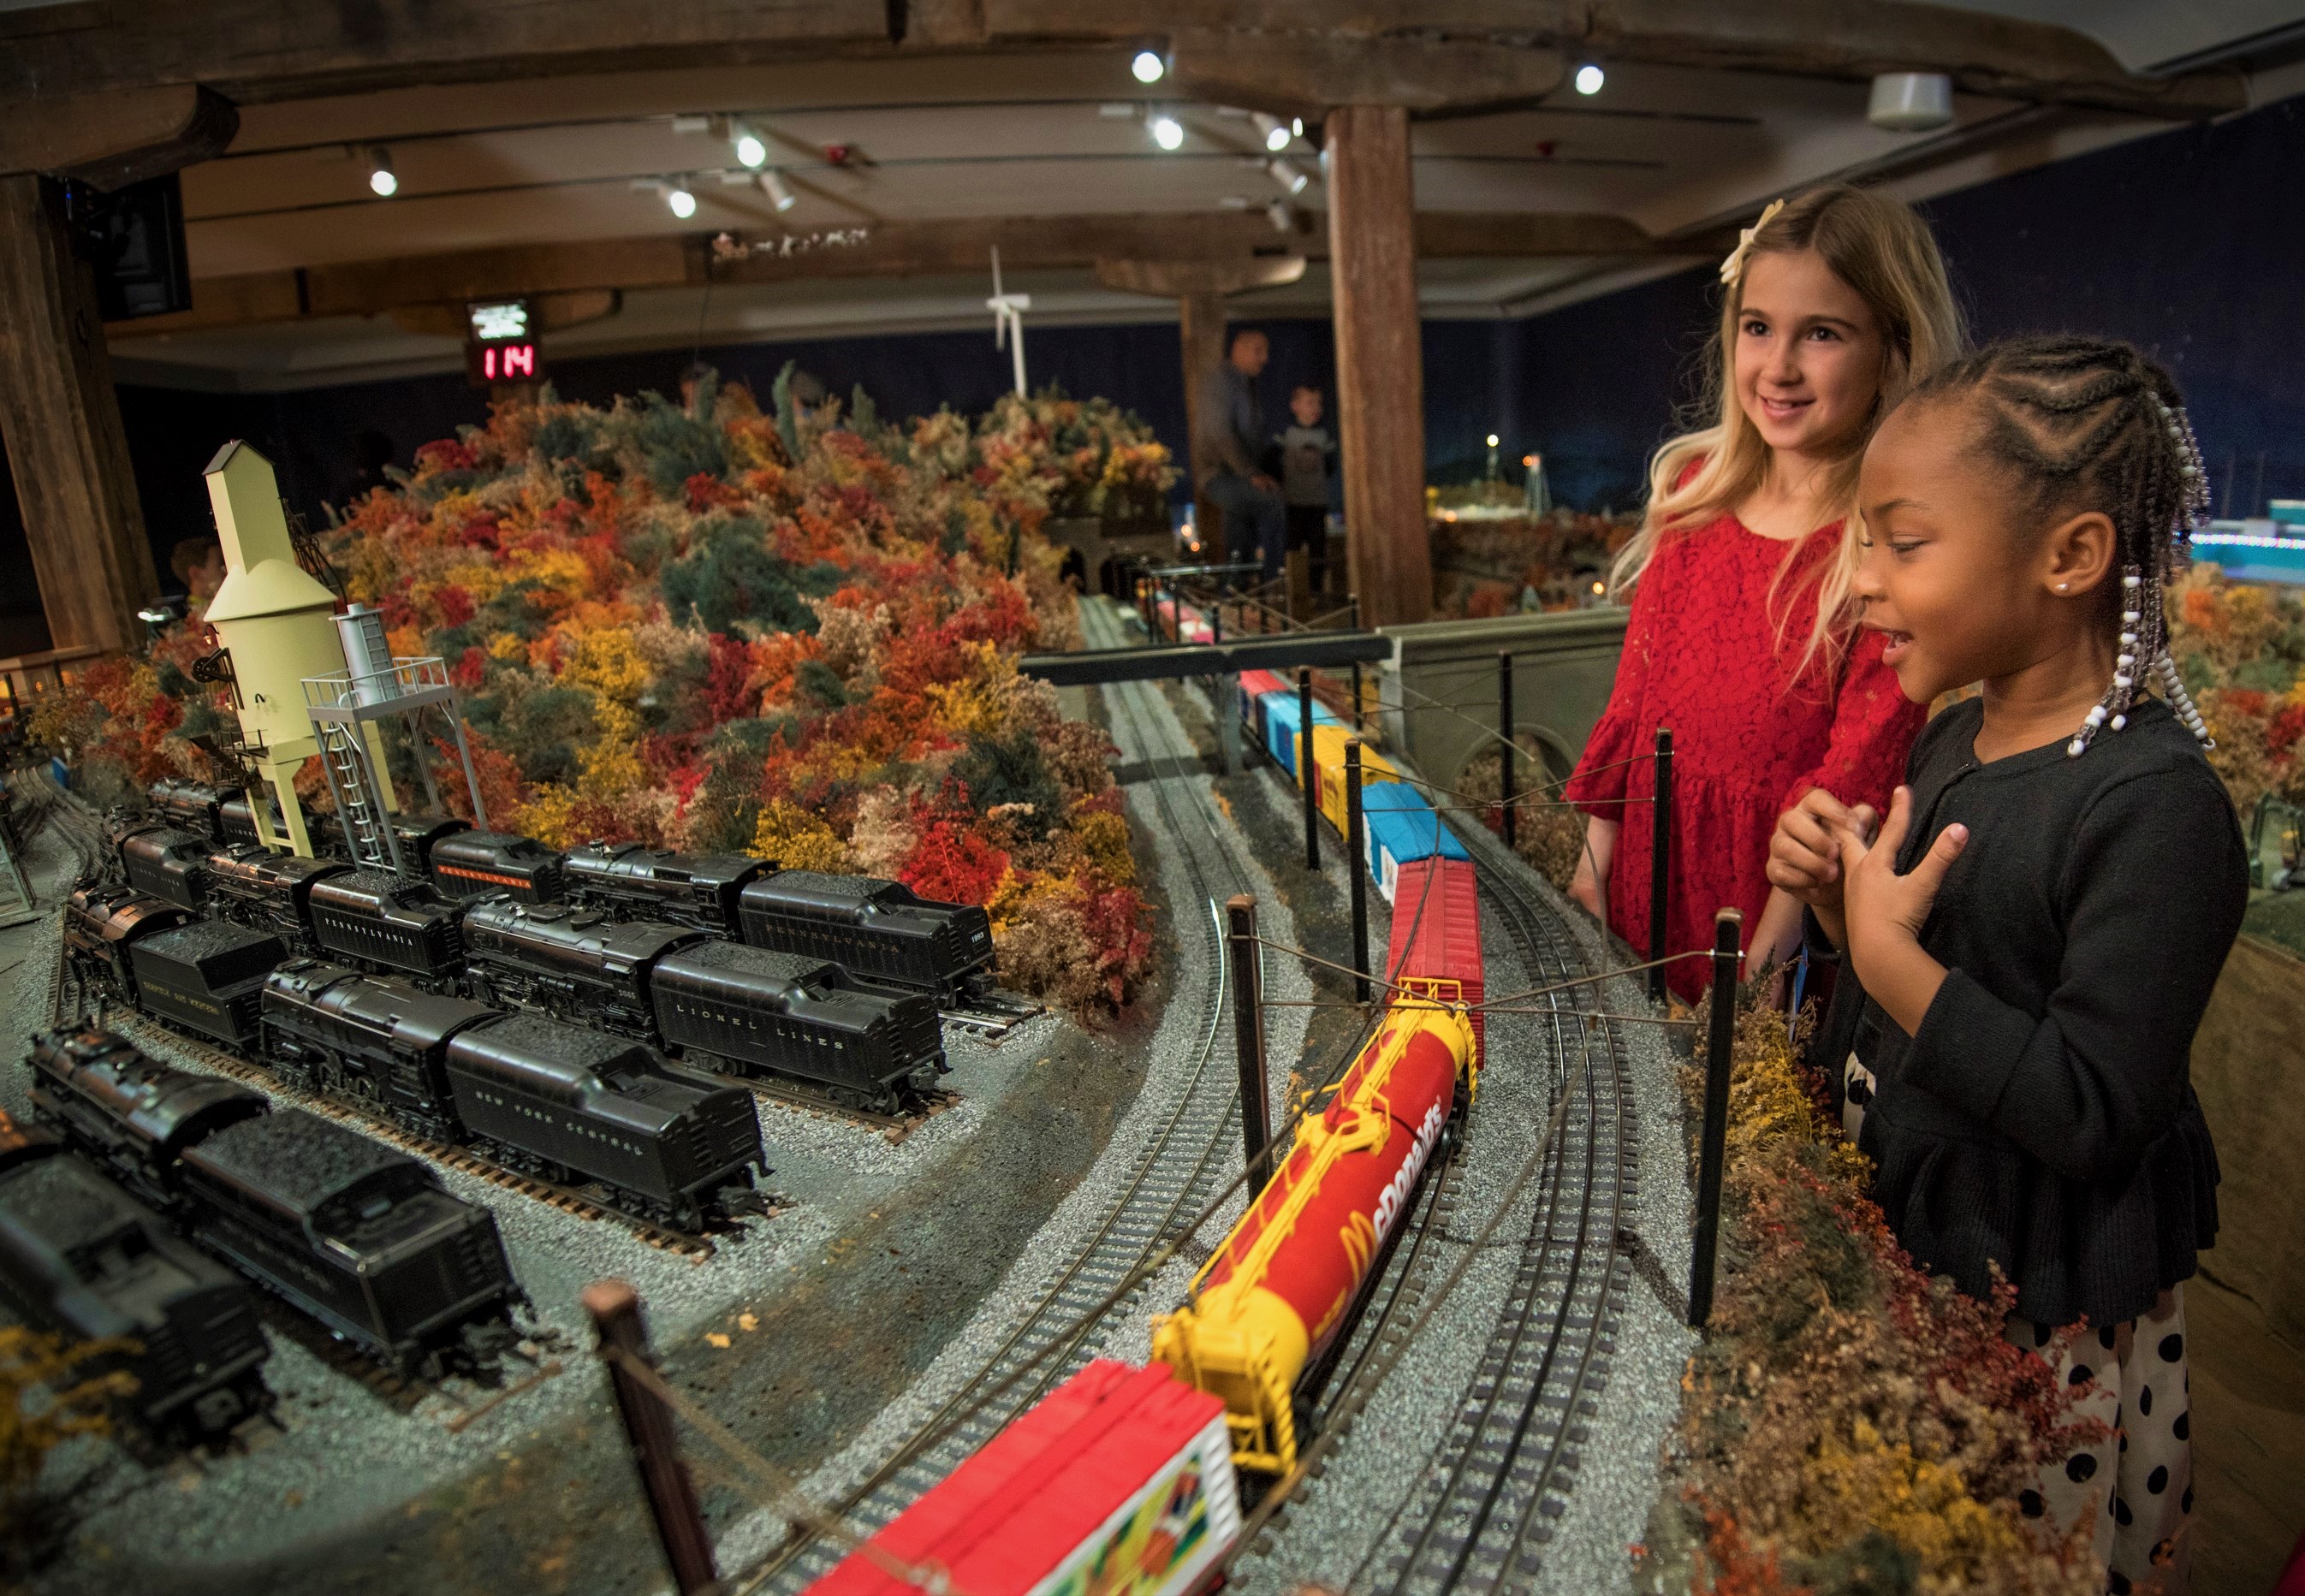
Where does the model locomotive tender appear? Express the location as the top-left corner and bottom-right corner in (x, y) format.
(0, 1107), (272, 1441)
(27, 1027), (523, 1376)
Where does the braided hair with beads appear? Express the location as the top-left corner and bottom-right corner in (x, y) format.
(1901, 335), (2214, 756)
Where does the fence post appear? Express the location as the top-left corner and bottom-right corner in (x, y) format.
(1346, 738), (1371, 1004)
(1350, 660), (1364, 733)
(1648, 727), (1674, 1004)
(1227, 895), (1274, 1194)
(1499, 649), (1517, 852)
(1687, 908), (1743, 1328)
(1298, 667), (1321, 871)
(1171, 584), (1184, 646)
(1211, 596), (1222, 645)
(583, 1280), (720, 1595)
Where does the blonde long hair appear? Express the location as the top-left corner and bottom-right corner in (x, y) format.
(1611, 184), (1965, 679)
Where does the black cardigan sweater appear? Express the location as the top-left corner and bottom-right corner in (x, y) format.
(1807, 694), (2247, 1328)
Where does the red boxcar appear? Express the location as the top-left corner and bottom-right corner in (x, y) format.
(1235, 668), (1287, 749)
(806, 1360), (1241, 1596)
(1386, 857), (1484, 1071)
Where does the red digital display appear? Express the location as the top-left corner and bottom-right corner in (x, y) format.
(465, 298), (543, 386)
(481, 343), (538, 380)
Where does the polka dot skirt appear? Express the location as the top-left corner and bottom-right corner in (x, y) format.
(2004, 1286), (2195, 1594)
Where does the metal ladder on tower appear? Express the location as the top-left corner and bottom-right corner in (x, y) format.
(315, 721), (397, 870)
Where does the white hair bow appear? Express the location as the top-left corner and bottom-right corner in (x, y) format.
(1720, 198), (1786, 288)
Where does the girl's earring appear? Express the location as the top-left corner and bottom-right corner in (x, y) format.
(2057, 582), (2070, 591)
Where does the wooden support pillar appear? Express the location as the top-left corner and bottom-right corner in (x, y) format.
(1326, 105), (1432, 632)
(0, 175), (159, 654)
(1179, 288), (1228, 555)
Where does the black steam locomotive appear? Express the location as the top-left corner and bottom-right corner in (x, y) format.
(462, 899), (948, 1110)
(0, 1108), (271, 1441)
(102, 804), (957, 1110)
(563, 841), (768, 937)
(64, 891), (769, 1231)
(27, 1029), (523, 1376)
(146, 781), (1001, 1013)
(261, 962), (766, 1229)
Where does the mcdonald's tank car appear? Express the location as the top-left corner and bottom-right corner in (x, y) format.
(202, 844), (350, 953)
(118, 824), (214, 912)
(458, 899), (702, 1039)
(177, 1107), (520, 1375)
(428, 830), (564, 905)
(651, 940), (948, 1110)
(259, 961), (501, 1142)
(737, 871), (995, 1008)
(442, 1011), (763, 1230)
(27, 1026), (267, 1205)
(306, 869), (464, 984)
(0, 1112), (270, 1441)
(124, 921), (287, 1052)
(561, 841), (769, 937)
(62, 882), (195, 1002)
(1151, 1003), (1476, 1474)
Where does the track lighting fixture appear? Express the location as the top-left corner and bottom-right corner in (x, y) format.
(366, 147), (397, 198)
(1150, 114), (1185, 151)
(731, 122), (768, 169)
(666, 181), (697, 219)
(760, 169), (797, 211)
(1132, 49), (1167, 84)
(1251, 113), (1291, 152)
(1264, 157), (1309, 196)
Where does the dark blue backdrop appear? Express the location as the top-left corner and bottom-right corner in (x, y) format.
(3, 86), (2302, 650)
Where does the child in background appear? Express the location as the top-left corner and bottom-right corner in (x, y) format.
(1565, 185), (1962, 1001)
(1773, 336), (2245, 1593)
(1273, 383), (1338, 594)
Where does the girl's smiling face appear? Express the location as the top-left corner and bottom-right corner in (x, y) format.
(1854, 398), (2116, 703)
(1733, 248), (1889, 465)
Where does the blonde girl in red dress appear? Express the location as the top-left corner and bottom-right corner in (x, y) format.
(1565, 184), (1963, 1000)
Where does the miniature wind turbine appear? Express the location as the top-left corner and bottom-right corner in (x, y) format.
(988, 246), (1031, 397)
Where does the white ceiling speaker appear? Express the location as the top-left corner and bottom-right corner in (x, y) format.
(1868, 72), (1954, 133)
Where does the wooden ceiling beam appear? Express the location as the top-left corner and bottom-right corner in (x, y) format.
(0, 3), (2243, 132)
(0, 84), (238, 190)
(106, 210), (1705, 338)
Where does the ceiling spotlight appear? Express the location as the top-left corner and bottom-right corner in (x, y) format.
(1574, 62), (1605, 95)
(1486, 433), (1500, 448)
(731, 122), (768, 169)
(1132, 49), (1167, 84)
(760, 169), (797, 212)
(1266, 198), (1292, 234)
(1292, 116), (1304, 138)
(366, 147), (397, 198)
(1867, 71), (1954, 132)
(666, 181), (698, 219)
(1151, 114), (1185, 151)
(1252, 112), (1291, 152)
(1264, 157), (1309, 195)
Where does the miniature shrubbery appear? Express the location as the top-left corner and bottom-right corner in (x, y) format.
(50, 369), (1175, 1017)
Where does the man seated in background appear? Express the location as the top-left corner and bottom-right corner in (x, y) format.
(1196, 329), (1285, 582)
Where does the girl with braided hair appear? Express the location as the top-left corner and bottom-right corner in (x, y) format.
(1565, 184), (1961, 1000)
(1773, 335), (2246, 1593)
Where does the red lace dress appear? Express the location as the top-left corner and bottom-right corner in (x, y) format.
(1564, 512), (1924, 1002)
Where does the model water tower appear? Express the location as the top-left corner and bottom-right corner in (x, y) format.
(301, 602), (491, 874)
(201, 441), (347, 856)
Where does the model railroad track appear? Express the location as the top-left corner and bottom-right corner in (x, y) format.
(937, 988), (1044, 1036)
(752, 602), (1259, 1592)
(1346, 826), (1632, 1596)
(718, 1067), (960, 1141)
